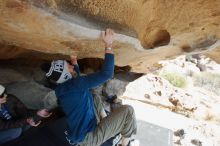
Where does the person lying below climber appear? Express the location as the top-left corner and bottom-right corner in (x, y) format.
(41, 28), (137, 146)
(0, 84), (52, 144)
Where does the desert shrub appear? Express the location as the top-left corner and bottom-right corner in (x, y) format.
(193, 72), (220, 96)
(160, 72), (187, 88)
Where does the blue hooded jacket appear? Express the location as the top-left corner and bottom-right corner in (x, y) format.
(55, 53), (114, 143)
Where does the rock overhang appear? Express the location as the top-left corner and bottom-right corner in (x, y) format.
(0, 0), (220, 73)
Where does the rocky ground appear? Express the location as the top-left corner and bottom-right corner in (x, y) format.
(122, 54), (220, 146)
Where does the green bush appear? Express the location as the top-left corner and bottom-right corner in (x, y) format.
(193, 72), (220, 95)
(160, 72), (187, 88)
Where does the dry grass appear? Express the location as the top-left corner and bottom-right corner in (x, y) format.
(193, 72), (220, 96)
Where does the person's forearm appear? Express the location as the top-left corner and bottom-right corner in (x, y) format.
(79, 53), (114, 89)
(14, 99), (37, 118)
(0, 119), (27, 130)
(26, 109), (38, 118)
(105, 49), (113, 54)
(105, 44), (113, 54)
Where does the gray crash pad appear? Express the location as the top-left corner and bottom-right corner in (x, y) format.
(135, 120), (173, 146)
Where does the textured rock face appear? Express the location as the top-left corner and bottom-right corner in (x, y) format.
(0, 0), (220, 72)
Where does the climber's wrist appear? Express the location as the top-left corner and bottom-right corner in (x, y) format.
(105, 46), (113, 54)
(105, 42), (112, 48)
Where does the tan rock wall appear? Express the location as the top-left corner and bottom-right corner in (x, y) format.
(0, 0), (220, 72)
(67, 0), (220, 47)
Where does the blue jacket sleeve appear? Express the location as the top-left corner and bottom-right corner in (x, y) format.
(78, 53), (114, 89)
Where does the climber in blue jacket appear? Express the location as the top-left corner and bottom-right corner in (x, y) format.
(42, 29), (137, 146)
